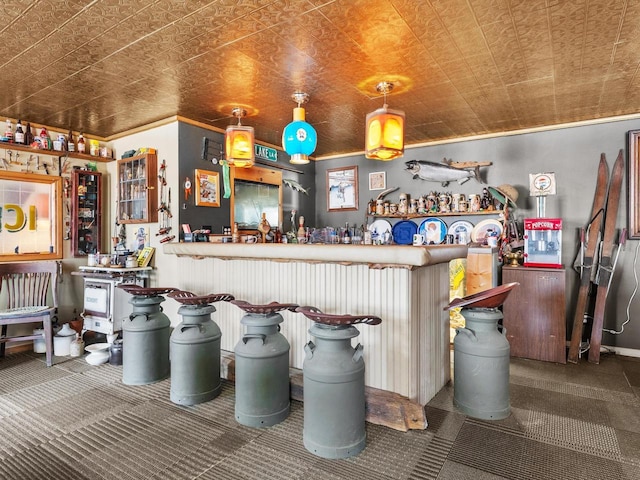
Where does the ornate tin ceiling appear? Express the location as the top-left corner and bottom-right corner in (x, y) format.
(1, 0), (639, 159)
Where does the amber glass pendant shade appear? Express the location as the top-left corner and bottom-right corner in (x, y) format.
(365, 81), (405, 160)
(225, 108), (255, 168)
(365, 106), (405, 160)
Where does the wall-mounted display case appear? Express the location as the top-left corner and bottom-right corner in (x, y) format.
(71, 169), (102, 256)
(117, 153), (157, 224)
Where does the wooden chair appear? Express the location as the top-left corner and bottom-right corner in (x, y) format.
(0, 261), (60, 367)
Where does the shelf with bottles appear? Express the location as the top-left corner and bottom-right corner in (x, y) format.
(1, 118), (111, 162)
(0, 140), (113, 163)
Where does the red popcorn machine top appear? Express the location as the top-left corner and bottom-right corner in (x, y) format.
(523, 218), (562, 268)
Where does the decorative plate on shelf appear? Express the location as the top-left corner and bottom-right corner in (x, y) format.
(392, 220), (418, 245)
(447, 220), (474, 244)
(471, 219), (503, 243)
(368, 219), (393, 242)
(418, 217), (448, 244)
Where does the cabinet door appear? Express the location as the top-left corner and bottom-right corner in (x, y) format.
(71, 170), (102, 256)
(117, 153), (157, 223)
(502, 267), (566, 363)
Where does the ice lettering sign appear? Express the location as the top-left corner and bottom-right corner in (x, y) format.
(0, 171), (62, 261)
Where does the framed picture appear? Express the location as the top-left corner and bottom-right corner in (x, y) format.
(327, 166), (358, 212)
(369, 171), (386, 190)
(629, 130), (640, 239)
(194, 169), (220, 207)
(137, 246), (155, 267)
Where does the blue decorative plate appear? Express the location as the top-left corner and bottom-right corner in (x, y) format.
(392, 220), (418, 245)
(418, 217), (448, 244)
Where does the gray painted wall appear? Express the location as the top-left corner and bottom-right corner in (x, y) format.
(314, 119), (640, 351)
(177, 123), (316, 236)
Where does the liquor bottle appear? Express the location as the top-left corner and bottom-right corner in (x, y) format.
(39, 127), (51, 149)
(14, 120), (24, 144)
(67, 129), (75, 152)
(4, 119), (13, 142)
(24, 122), (34, 145)
(77, 132), (86, 153)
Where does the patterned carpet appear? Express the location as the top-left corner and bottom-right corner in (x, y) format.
(1, 351), (639, 480)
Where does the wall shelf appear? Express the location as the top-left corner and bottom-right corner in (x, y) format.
(366, 210), (504, 220)
(0, 142), (112, 162)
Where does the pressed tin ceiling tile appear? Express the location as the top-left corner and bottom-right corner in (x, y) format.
(2, 0), (640, 157)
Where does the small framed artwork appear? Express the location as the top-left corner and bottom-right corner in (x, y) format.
(369, 171), (386, 190)
(194, 169), (220, 207)
(137, 246), (155, 267)
(327, 165), (358, 212)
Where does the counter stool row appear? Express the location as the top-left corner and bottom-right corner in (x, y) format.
(116, 285), (382, 459)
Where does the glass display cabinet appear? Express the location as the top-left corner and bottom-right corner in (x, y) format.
(71, 169), (102, 257)
(117, 153), (157, 224)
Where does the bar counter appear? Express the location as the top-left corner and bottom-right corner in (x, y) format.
(163, 242), (467, 415)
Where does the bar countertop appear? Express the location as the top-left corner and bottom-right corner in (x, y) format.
(163, 242), (468, 268)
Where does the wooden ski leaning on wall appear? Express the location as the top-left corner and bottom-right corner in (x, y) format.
(567, 155), (608, 364)
(588, 150), (625, 363)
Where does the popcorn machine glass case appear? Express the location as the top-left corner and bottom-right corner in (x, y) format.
(523, 218), (562, 268)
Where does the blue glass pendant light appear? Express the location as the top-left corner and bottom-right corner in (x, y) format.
(282, 92), (317, 165)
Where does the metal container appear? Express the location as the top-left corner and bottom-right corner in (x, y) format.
(122, 294), (171, 385)
(454, 307), (510, 420)
(109, 339), (123, 365)
(303, 323), (366, 459)
(170, 303), (222, 405)
(234, 309), (291, 427)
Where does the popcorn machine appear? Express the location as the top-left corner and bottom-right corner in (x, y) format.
(523, 218), (562, 268)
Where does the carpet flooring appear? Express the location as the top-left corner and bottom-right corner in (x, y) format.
(1, 351), (640, 480)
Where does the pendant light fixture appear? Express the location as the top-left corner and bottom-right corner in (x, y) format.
(225, 107), (254, 168)
(365, 81), (405, 160)
(282, 92), (317, 165)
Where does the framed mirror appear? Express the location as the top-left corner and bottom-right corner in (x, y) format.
(231, 166), (282, 233)
(0, 170), (62, 262)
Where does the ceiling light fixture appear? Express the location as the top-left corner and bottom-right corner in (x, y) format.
(225, 107), (254, 168)
(365, 81), (405, 160)
(282, 92), (317, 165)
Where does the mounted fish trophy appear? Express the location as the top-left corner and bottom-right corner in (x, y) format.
(405, 158), (492, 187)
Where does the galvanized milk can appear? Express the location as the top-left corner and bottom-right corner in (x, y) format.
(446, 283), (519, 421)
(296, 307), (382, 459)
(230, 300), (298, 428)
(167, 291), (234, 406)
(118, 285), (176, 386)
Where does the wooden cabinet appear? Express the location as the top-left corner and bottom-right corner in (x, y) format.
(466, 246), (499, 295)
(502, 266), (566, 363)
(71, 170), (102, 256)
(117, 153), (157, 224)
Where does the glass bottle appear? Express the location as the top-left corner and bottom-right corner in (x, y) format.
(77, 132), (86, 153)
(24, 122), (34, 145)
(39, 127), (51, 149)
(14, 119), (24, 144)
(4, 119), (13, 142)
(67, 129), (75, 152)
